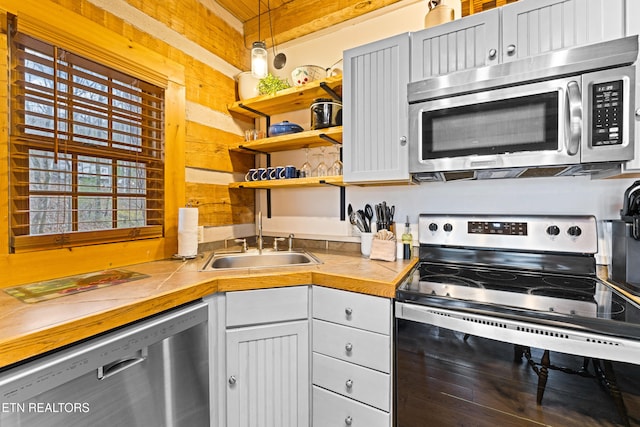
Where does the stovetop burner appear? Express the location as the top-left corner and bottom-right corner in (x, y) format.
(405, 261), (604, 317)
(400, 260), (640, 331)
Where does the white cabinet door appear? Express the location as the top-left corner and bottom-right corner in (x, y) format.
(312, 285), (392, 334)
(226, 321), (309, 427)
(226, 286), (308, 327)
(313, 352), (391, 411)
(313, 319), (391, 373)
(410, 8), (500, 82)
(313, 386), (390, 427)
(343, 33), (410, 183)
(501, 0), (625, 62)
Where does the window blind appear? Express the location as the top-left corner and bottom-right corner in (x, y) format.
(9, 27), (165, 252)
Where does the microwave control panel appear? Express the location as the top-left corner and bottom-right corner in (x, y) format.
(592, 80), (623, 146)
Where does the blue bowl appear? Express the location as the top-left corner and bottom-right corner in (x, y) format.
(269, 121), (304, 136)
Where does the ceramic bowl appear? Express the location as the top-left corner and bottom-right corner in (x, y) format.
(268, 121), (304, 136)
(236, 71), (260, 100)
(291, 65), (326, 86)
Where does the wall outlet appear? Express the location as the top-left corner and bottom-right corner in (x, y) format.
(197, 226), (204, 243)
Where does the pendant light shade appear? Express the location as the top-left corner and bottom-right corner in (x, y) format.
(251, 41), (268, 78)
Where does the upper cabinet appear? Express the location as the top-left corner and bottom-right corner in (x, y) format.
(411, 9), (500, 82)
(343, 33), (411, 183)
(501, 0), (626, 62)
(410, 0), (626, 82)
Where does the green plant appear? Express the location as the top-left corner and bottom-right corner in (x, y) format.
(257, 73), (291, 95)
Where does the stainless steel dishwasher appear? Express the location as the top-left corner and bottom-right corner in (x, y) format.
(0, 301), (209, 427)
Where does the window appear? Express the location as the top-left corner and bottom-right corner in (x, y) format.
(9, 26), (165, 252)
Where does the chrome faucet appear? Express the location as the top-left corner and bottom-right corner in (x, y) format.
(256, 211), (263, 254)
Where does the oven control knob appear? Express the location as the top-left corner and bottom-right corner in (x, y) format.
(546, 225), (560, 236)
(443, 223), (453, 232)
(567, 226), (582, 237)
(428, 223), (438, 232)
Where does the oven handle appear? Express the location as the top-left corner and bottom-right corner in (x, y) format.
(565, 80), (582, 156)
(394, 301), (640, 365)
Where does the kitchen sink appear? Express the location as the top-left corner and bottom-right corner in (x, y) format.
(200, 249), (322, 270)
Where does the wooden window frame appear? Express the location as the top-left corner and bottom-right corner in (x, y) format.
(9, 29), (166, 252)
(0, 3), (185, 286)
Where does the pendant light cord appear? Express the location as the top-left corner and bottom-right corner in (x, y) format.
(268, 0), (276, 55)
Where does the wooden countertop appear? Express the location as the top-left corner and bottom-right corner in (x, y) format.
(0, 250), (417, 369)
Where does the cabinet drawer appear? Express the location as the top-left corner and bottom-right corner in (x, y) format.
(226, 286), (308, 327)
(312, 286), (391, 334)
(313, 319), (390, 373)
(313, 386), (390, 427)
(313, 353), (390, 411)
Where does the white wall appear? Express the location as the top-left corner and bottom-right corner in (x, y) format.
(257, 0), (638, 263)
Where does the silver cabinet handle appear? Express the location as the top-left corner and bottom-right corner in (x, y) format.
(400, 136), (407, 146)
(345, 379), (353, 389)
(488, 48), (497, 59)
(228, 375), (237, 385)
(345, 342), (353, 352)
(635, 108), (640, 118)
(345, 307), (353, 316)
(565, 80), (582, 156)
(345, 416), (353, 426)
(506, 44), (516, 55)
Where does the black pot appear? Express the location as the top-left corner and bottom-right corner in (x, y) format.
(310, 98), (342, 130)
(620, 180), (640, 240)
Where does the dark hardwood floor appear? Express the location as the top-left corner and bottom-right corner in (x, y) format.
(396, 320), (640, 427)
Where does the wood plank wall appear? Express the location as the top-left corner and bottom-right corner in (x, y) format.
(461, 0), (519, 16)
(19, 0), (255, 229)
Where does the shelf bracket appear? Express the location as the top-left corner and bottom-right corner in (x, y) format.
(317, 181), (346, 221)
(340, 186), (345, 221)
(319, 82), (342, 102)
(237, 104), (271, 137)
(319, 133), (342, 145)
(237, 145), (270, 155)
(237, 103), (270, 119)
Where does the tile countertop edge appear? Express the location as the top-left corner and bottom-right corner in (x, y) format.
(0, 279), (218, 369)
(0, 253), (417, 369)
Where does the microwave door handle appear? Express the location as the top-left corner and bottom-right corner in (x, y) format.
(565, 80), (582, 156)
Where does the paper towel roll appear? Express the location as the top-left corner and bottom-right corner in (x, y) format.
(178, 207), (199, 257)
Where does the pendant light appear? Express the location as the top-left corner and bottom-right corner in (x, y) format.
(251, 0), (268, 78)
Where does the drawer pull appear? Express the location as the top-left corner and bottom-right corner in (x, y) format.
(345, 379), (353, 389)
(345, 416), (353, 426)
(345, 307), (353, 316)
(345, 342), (353, 352)
(228, 375), (237, 385)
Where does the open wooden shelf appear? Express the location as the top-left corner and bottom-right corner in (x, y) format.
(228, 75), (343, 119)
(229, 175), (345, 189)
(231, 126), (342, 153)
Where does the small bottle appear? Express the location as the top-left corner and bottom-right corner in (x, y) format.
(401, 216), (413, 260)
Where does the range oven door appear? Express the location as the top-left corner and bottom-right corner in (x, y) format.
(408, 67), (635, 174)
(395, 302), (640, 427)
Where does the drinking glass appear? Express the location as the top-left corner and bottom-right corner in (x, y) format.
(299, 148), (312, 178)
(313, 147), (328, 177)
(329, 146), (343, 176)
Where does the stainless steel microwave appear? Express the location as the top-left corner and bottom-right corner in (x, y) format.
(408, 36), (638, 179)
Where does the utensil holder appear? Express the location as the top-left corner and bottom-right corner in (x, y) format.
(360, 232), (373, 257)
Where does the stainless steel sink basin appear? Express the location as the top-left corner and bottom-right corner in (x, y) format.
(200, 250), (321, 270)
